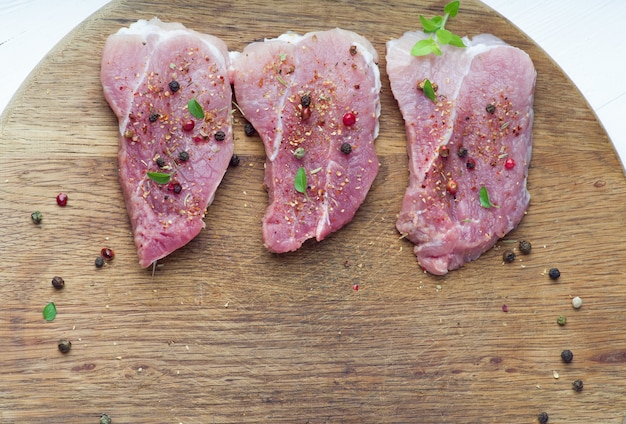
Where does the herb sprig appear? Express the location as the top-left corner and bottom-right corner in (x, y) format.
(188, 98), (205, 119)
(479, 185), (499, 209)
(147, 172), (171, 185)
(294, 167), (307, 194)
(411, 1), (466, 57)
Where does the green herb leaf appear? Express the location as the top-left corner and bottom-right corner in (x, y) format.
(43, 302), (57, 321)
(423, 79), (437, 102)
(412, 1), (465, 57)
(147, 172), (171, 185)
(188, 98), (204, 119)
(294, 167), (307, 194)
(444, 0), (461, 18)
(420, 15), (443, 33)
(411, 38), (439, 56)
(479, 185), (499, 209)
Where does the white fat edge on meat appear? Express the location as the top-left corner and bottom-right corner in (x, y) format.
(116, 17), (228, 135)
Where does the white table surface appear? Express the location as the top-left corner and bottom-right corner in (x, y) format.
(1, 0), (625, 169)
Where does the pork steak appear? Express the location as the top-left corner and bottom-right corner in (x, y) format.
(231, 29), (381, 253)
(387, 32), (536, 275)
(101, 18), (233, 267)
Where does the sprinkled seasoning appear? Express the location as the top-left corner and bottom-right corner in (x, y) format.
(561, 349), (574, 363)
(149, 112), (159, 123)
(215, 130), (226, 141)
(51, 276), (65, 290)
(340, 143), (352, 154)
(169, 80), (180, 92)
(486, 103), (496, 114)
(519, 240), (532, 254)
(244, 122), (256, 136)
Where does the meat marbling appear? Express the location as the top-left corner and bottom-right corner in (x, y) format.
(386, 32), (536, 275)
(101, 18), (233, 267)
(231, 29), (381, 253)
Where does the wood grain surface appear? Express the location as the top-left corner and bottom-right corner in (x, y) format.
(2, 0), (626, 422)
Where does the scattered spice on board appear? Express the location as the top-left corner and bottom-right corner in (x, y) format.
(537, 411), (549, 424)
(561, 349), (574, 363)
(556, 315), (567, 326)
(101, 248), (115, 261)
(548, 268), (560, 280)
(501, 304), (508, 312)
(244, 121), (256, 136)
(56, 192), (68, 207)
(518, 240), (532, 254)
(572, 379), (584, 392)
(229, 154), (240, 167)
(95, 256), (105, 268)
(571, 296), (583, 309)
(58, 339), (71, 354)
(502, 250), (516, 263)
(100, 413), (112, 424)
(31, 211), (43, 225)
(51, 276), (65, 290)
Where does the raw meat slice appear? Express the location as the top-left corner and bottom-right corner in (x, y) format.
(101, 18), (233, 267)
(387, 31), (536, 275)
(231, 29), (381, 253)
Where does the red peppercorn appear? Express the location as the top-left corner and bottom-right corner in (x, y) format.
(182, 120), (195, 131)
(301, 106), (311, 120)
(446, 179), (458, 195)
(56, 193), (68, 207)
(342, 112), (356, 126)
(193, 135), (205, 143)
(505, 158), (516, 169)
(101, 247), (115, 261)
(353, 284), (359, 291)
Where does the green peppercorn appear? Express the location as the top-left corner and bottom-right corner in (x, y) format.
(519, 240), (532, 254)
(502, 250), (516, 263)
(572, 379), (584, 392)
(31, 211), (43, 225)
(95, 256), (105, 268)
(293, 147), (306, 159)
(556, 315), (567, 326)
(537, 411), (549, 424)
(548, 268), (560, 280)
(215, 130), (226, 141)
(561, 349), (574, 363)
(100, 413), (112, 424)
(58, 339), (71, 353)
(51, 276), (65, 290)
(340, 143), (352, 154)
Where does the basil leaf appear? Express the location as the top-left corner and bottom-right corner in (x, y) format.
(444, 0), (461, 18)
(188, 98), (204, 119)
(294, 167), (307, 194)
(423, 79), (437, 102)
(43, 302), (57, 321)
(479, 186), (498, 208)
(411, 38), (437, 56)
(147, 172), (171, 185)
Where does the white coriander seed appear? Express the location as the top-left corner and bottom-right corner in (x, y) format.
(572, 296), (583, 309)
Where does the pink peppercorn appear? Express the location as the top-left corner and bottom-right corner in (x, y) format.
(505, 158), (516, 169)
(56, 193), (68, 207)
(342, 112), (356, 126)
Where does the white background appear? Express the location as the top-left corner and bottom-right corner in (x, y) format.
(1, 0), (625, 168)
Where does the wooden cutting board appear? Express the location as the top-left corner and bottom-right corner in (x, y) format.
(2, 0), (626, 422)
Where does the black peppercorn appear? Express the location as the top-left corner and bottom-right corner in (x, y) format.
(95, 256), (104, 268)
(503, 250), (516, 263)
(178, 151), (189, 162)
(244, 121), (256, 136)
(457, 146), (468, 158)
(340, 143), (352, 154)
(537, 411), (549, 424)
(548, 268), (560, 280)
(31, 211), (43, 225)
(169, 80), (180, 92)
(156, 157), (166, 168)
(229, 154), (240, 167)
(486, 103), (496, 114)
(572, 379), (584, 392)
(466, 158), (476, 169)
(561, 349), (574, 363)
(58, 339), (71, 354)
(173, 183), (182, 194)
(51, 276), (65, 290)
(519, 240), (532, 254)
(301, 94), (311, 108)
(149, 112), (159, 123)
(215, 130), (226, 141)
